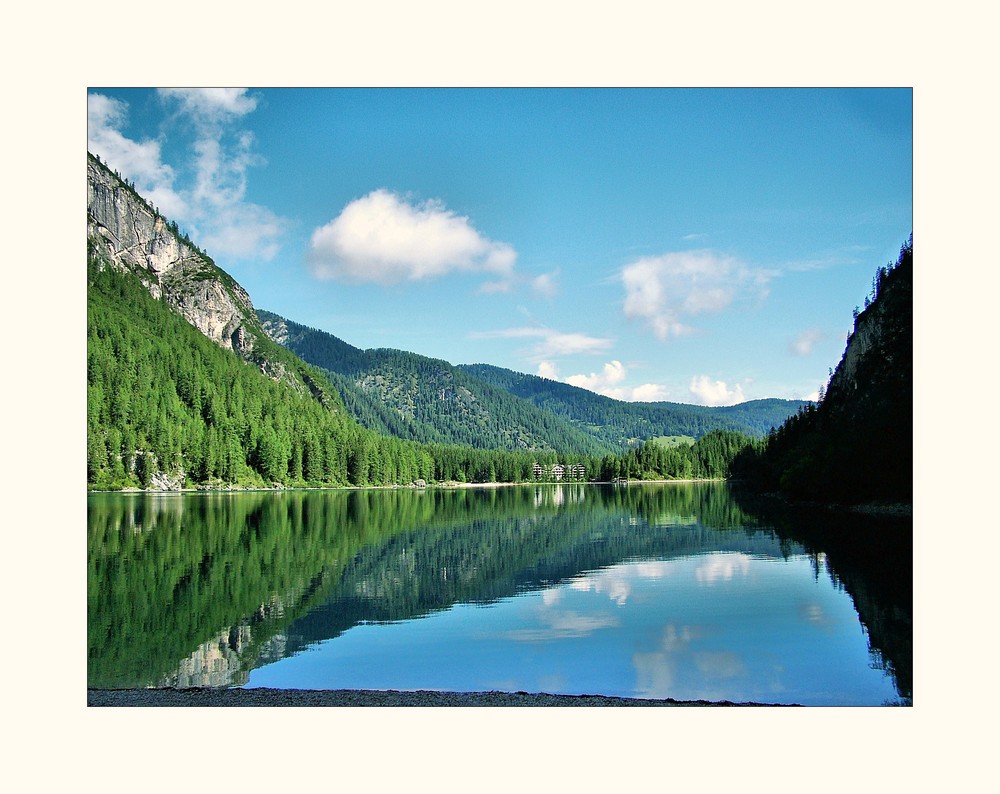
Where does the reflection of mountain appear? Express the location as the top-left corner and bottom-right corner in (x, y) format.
(88, 484), (762, 687)
(89, 484), (911, 701)
(279, 487), (790, 657)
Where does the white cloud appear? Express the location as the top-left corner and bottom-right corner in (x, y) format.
(562, 360), (670, 402)
(157, 88), (258, 122)
(88, 90), (284, 263)
(470, 326), (613, 360)
(536, 361), (560, 380)
(565, 360), (627, 392)
(621, 250), (773, 341)
(531, 270), (559, 298)
(308, 189), (517, 286)
(790, 327), (826, 357)
(87, 93), (186, 218)
(689, 375), (746, 406)
(629, 382), (670, 402)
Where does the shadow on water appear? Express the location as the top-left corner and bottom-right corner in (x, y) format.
(88, 483), (911, 702)
(727, 485), (912, 704)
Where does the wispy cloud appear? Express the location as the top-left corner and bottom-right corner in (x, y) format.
(158, 88), (258, 122)
(470, 326), (613, 360)
(689, 375), (746, 406)
(789, 327), (826, 357)
(87, 89), (284, 262)
(531, 270), (559, 298)
(87, 93), (185, 218)
(308, 189), (516, 286)
(620, 250), (774, 341)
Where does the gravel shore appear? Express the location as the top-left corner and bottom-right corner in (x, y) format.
(88, 688), (792, 707)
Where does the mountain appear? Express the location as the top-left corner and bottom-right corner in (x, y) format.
(87, 149), (805, 491)
(458, 363), (806, 445)
(86, 153), (596, 490)
(733, 237), (913, 504)
(257, 310), (615, 456)
(256, 310), (803, 456)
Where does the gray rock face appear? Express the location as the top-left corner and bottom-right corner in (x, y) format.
(87, 154), (259, 358)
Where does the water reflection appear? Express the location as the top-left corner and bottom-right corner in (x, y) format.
(88, 483), (911, 704)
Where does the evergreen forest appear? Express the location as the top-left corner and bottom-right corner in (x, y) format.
(87, 251), (754, 490)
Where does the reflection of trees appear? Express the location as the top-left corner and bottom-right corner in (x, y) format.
(254, 484), (789, 661)
(88, 484), (772, 687)
(728, 486), (912, 703)
(91, 483), (895, 692)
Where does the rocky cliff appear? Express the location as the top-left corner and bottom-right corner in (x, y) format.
(87, 152), (260, 357)
(826, 238), (912, 408)
(733, 237), (912, 504)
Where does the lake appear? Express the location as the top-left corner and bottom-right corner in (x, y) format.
(87, 482), (911, 705)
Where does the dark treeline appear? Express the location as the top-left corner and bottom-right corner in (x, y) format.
(88, 258), (754, 491)
(731, 237), (912, 505)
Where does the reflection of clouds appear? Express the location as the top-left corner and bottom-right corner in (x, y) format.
(633, 650), (675, 699)
(541, 587), (562, 606)
(694, 553), (751, 585)
(694, 651), (744, 679)
(662, 624), (697, 652)
(798, 601), (837, 630)
(631, 624), (696, 698)
(633, 624), (746, 699)
(608, 580), (630, 606)
(567, 566), (634, 605)
(569, 577), (591, 592)
(504, 610), (620, 642)
(635, 561), (673, 579)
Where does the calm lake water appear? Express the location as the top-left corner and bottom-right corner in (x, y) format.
(88, 482), (911, 705)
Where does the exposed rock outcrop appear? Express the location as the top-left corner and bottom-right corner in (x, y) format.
(87, 153), (260, 358)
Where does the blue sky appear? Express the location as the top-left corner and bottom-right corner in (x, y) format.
(87, 87), (911, 405)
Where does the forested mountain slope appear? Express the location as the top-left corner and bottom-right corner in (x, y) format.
(257, 310), (615, 456)
(459, 363), (805, 445)
(86, 149), (800, 491)
(87, 152), (598, 489)
(733, 237), (913, 504)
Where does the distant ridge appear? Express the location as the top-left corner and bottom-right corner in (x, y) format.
(458, 363), (805, 446)
(258, 311), (804, 454)
(256, 310), (614, 456)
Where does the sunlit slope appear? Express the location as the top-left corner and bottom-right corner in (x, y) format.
(257, 310), (615, 456)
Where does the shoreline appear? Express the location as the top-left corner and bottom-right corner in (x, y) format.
(86, 478), (725, 495)
(87, 687), (795, 707)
